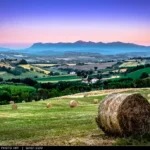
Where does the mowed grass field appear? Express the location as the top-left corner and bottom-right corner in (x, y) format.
(0, 88), (150, 146)
(19, 64), (50, 75)
(36, 75), (81, 83)
(119, 60), (146, 68)
(0, 84), (36, 93)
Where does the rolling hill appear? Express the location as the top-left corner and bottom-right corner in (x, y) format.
(125, 67), (150, 79)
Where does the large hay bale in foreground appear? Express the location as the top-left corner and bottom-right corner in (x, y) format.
(46, 103), (52, 108)
(96, 93), (150, 136)
(69, 100), (78, 108)
(12, 104), (18, 110)
(9, 101), (14, 104)
(93, 99), (98, 104)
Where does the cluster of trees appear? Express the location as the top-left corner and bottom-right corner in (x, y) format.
(0, 78), (92, 105)
(102, 78), (134, 89)
(49, 71), (60, 76)
(134, 78), (150, 88)
(18, 59), (28, 65)
(76, 70), (94, 77)
(6, 78), (38, 87)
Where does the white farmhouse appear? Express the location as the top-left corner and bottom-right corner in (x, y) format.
(70, 71), (76, 75)
(91, 78), (99, 84)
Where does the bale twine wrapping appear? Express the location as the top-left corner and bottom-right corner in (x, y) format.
(46, 103), (52, 108)
(12, 104), (18, 110)
(93, 99), (98, 104)
(9, 101), (14, 104)
(69, 100), (78, 108)
(96, 93), (150, 136)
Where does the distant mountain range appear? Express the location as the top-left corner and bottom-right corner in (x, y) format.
(30, 41), (149, 49)
(0, 41), (150, 56)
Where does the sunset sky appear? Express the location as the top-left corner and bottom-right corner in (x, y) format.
(0, 0), (150, 49)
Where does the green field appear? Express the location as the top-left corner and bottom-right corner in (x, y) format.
(125, 67), (150, 79)
(0, 84), (36, 93)
(36, 75), (81, 83)
(0, 88), (150, 146)
(0, 71), (49, 80)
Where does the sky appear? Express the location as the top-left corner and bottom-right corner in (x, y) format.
(0, 0), (150, 49)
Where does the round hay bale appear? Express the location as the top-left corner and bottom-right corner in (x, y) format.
(46, 103), (52, 108)
(93, 99), (98, 104)
(84, 94), (88, 98)
(96, 93), (150, 136)
(69, 100), (78, 108)
(40, 99), (43, 101)
(22, 100), (26, 103)
(147, 94), (150, 98)
(32, 100), (35, 102)
(9, 101), (14, 104)
(12, 104), (18, 110)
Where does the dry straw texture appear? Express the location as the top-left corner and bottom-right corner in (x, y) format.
(12, 104), (18, 110)
(69, 100), (78, 108)
(96, 93), (150, 136)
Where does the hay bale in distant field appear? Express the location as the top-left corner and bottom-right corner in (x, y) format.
(69, 100), (78, 108)
(22, 100), (26, 103)
(93, 99), (98, 104)
(9, 101), (14, 104)
(46, 103), (52, 108)
(40, 99), (43, 101)
(32, 100), (35, 102)
(96, 93), (150, 136)
(12, 104), (18, 110)
(84, 94), (88, 98)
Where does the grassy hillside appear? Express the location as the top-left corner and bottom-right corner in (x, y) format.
(0, 71), (49, 80)
(125, 67), (150, 79)
(0, 88), (150, 146)
(119, 60), (146, 68)
(19, 64), (50, 75)
(36, 75), (81, 83)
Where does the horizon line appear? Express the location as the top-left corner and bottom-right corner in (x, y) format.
(0, 40), (150, 49)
